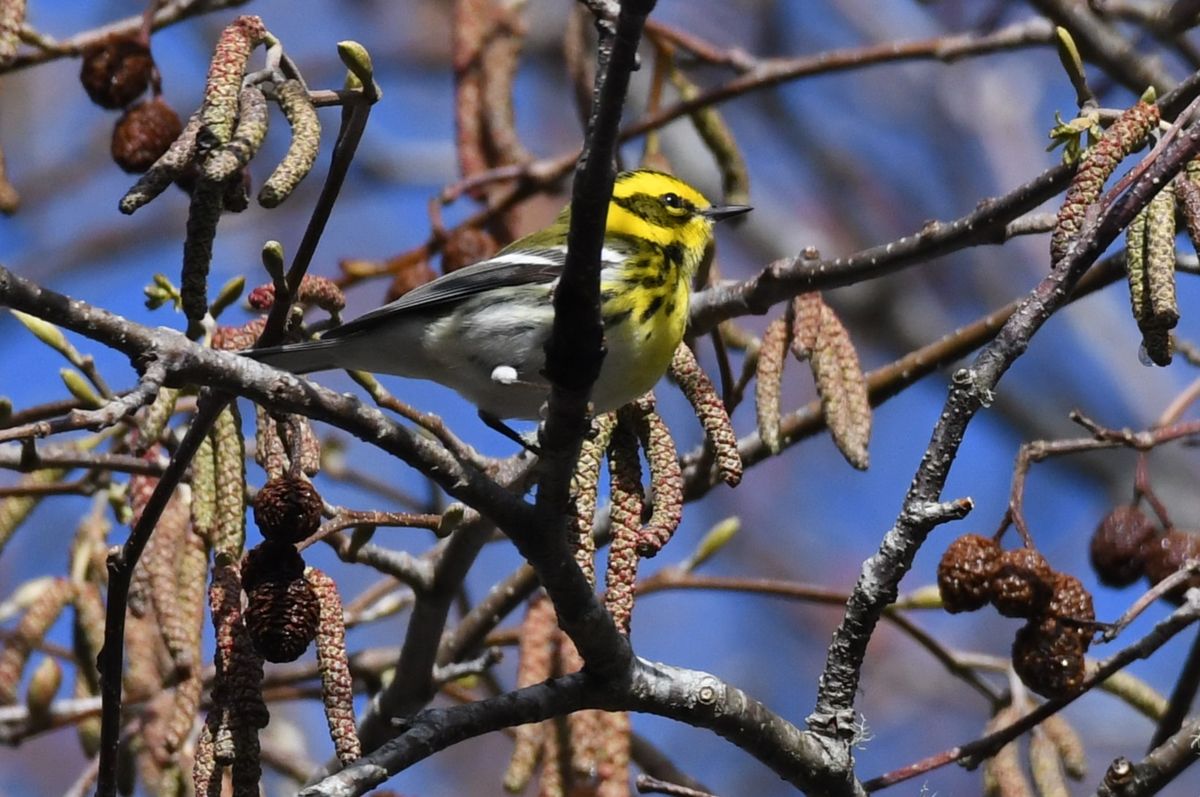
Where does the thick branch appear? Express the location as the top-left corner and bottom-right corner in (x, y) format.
(533, 0), (656, 679)
(300, 657), (837, 797)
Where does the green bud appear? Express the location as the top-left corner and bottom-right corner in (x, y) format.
(683, 516), (740, 572)
(60, 369), (103, 409)
(261, 241), (286, 282)
(11, 311), (71, 356)
(25, 656), (62, 721)
(338, 41), (378, 97)
(209, 275), (246, 319)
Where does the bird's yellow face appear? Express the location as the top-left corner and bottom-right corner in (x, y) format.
(605, 170), (719, 277)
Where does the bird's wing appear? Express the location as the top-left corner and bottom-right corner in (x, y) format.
(322, 248), (566, 340)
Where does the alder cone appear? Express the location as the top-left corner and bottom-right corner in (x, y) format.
(1012, 617), (1087, 699)
(441, 226), (497, 273)
(241, 540), (306, 592)
(1090, 505), (1157, 587)
(990, 547), (1055, 618)
(244, 575), (320, 663)
(937, 534), (1000, 613)
(253, 476), (324, 544)
(80, 35), (153, 109)
(1047, 572), (1095, 651)
(1142, 530), (1200, 604)
(111, 99), (183, 174)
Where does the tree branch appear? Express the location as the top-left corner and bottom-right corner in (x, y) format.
(806, 87), (1200, 793)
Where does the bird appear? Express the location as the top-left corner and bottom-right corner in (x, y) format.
(250, 169), (750, 420)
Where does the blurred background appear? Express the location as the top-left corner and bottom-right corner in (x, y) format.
(3, 0), (1200, 794)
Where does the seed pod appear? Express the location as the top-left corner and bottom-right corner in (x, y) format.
(243, 567), (319, 663)
(1142, 529), (1200, 603)
(937, 534), (1000, 614)
(112, 98), (184, 174)
(991, 548), (1055, 618)
(79, 33), (153, 109)
(1090, 505), (1158, 587)
(1012, 617), (1087, 699)
(253, 476), (324, 544)
(441, 227), (498, 274)
(241, 539), (306, 593)
(380, 254), (438, 302)
(1047, 572), (1095, 651)
(258, 79), (321, 208)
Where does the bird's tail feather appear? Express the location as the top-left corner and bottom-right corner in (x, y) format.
(246, 339), (347, 375)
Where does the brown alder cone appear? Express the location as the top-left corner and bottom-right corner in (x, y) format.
(990, 548), (1055, 619)
(937, 533), (1000, 614)
(1047, 573), (1095, 650)
(80, 33), (154, 109)
(243, 571), (320, 663)
(1141, 529), (1200, 603)
(253, 476), (324, 544)
(442, 226), (499, 273)
(1012, 617), (1087, 699)
(112, 98), (184, 174)
(1090, 505), (1158, 587)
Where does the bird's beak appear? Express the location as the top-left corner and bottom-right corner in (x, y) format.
(701, 204), (752, 222)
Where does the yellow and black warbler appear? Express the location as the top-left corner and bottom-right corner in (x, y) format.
(253, 170), (750, 419)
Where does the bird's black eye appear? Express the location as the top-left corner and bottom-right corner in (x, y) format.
(661, 192), (682, 209)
